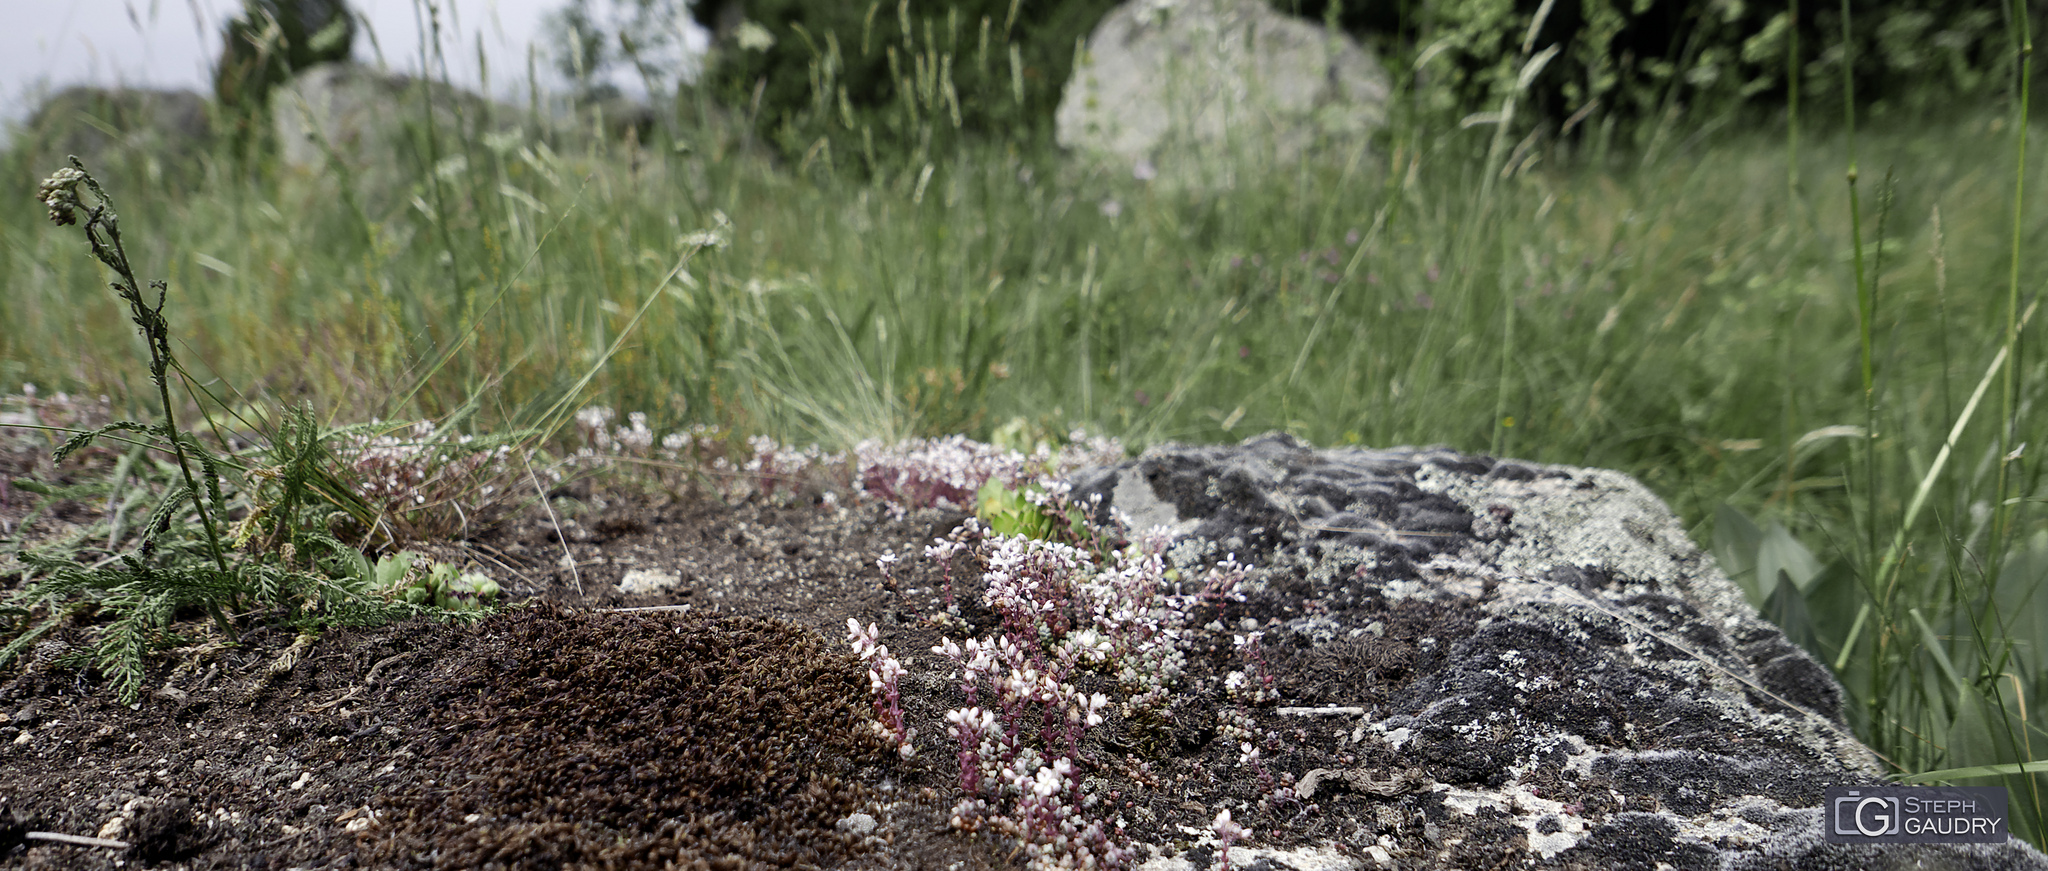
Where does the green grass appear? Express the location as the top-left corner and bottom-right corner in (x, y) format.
(4, 22), (2048, 847)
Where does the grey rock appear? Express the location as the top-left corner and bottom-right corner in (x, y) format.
(270, 63), (655, 208)
(836, 811), (876, 836)
(16, 87), (214, 177)
(1055, 0), (1389, 184)
(1071, 432), (2048, 870)
(617, 568), (682, 596)
(271, 64), (516, 191)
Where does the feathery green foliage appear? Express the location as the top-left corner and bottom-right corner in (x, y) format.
(4, 163), (485, 705)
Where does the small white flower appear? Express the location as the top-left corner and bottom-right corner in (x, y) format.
(1213, 807), (1249, 842)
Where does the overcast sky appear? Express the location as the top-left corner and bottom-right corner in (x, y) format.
(0, 0), (707, 125)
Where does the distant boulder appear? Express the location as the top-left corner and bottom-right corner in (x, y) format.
(270, 63), (660, 206)
(1055, 0), (1389, 182)
(16, 87), (214, 183)
(270, 64), (519, 196)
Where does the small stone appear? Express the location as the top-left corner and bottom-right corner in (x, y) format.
(836, 812), (877, 837)
(617, 568), (681, 595)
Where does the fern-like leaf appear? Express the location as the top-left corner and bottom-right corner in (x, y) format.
(52, 420), (152, 464)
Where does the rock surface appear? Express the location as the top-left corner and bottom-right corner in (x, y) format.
(270, 64), (520, 189)
(1072, 432), (2048, 870)
(270, 63), (654, 206)
(15, 87), (214, 177)
(1055, 0), (1389, 182)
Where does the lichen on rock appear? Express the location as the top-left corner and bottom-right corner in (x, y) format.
(1072, 432), (2048, 870)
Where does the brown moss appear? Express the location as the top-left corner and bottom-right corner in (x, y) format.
(365, 604), (891, 870)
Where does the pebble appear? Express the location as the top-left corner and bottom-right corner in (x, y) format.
(836, 812), (877, 836)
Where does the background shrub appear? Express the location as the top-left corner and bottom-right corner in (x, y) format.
(676, 0), (2035, 166)
(214, 0), (358, 111)
(1279, 0), (2037, 133)
(690, 0), (1118, 167)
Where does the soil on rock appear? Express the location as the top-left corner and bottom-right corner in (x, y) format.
(7, 435), (2037, 871)
(0, 453), (1490, 871)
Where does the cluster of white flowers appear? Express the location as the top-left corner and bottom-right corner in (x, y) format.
(574, 407), (676, 457)
(570, 407), (850, 500)
(851, 430), (1124, 516)
(36, 166), (86, 225)
(990, 754), (1134, 871)
(338, 421), (523, 531)
(861, 524), (1248, 870)
(853, 434), (1038, 514)
(932, 651), (1124, 870)
(564, 411), (1126, 515)
(981, 533), (1093, 642)
(846, 619), (916, 759)
(1227, 631), (1279, 704)
(725, 434), (844, 494)
(828, 429), (1297, 870)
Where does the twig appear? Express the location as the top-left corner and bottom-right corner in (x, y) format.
(524, 458), (581, 597)
(465, 542), (536, 589)
(362, 650), (418, 687)
(307, 686), (362, 712)
(26, 830), (130, 849)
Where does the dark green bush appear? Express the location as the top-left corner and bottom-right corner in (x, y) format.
(1282, 0), (2033, 133)
(687, 0), (2029, 164)
(693, 0), (1118, 168)
(214, 0), (357, 111)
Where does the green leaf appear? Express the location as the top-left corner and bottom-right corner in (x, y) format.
(976, 477), (1053, 539)
(1896, 760), (2048, 783)
(1713, 503), (1765, 606)
(1801, 558), (1864, 669)
(1758, 519), (1823, 595)
(1762, 578), (1814, 652)
(373, 551), (420, 591)
(1993, 531), (2048, 676)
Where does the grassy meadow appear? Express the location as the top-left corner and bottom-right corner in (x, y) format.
(4, 16), (2048, 845)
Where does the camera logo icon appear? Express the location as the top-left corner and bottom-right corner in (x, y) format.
(1824, 785), (2007, 844)
(1833, 790), (1901, 838)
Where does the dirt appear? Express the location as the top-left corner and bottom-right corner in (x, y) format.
(0, 421), (1503, 871)
(0, 425), (1799, 871)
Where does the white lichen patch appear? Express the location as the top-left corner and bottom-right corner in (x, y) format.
(1437, 781), (1594, 860)
(1665, 796), (1803, 850)
(1137, 834), (1361, 870)
(616, 567), (681, 595)
(1112, 471), (1202, 539)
